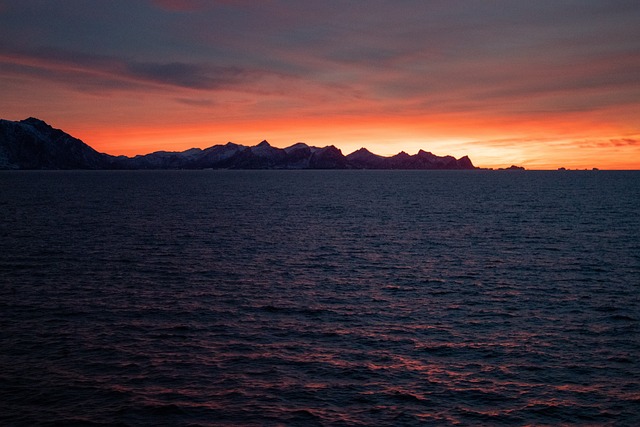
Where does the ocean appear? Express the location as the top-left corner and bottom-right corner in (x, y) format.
(1, 170), (639, 426)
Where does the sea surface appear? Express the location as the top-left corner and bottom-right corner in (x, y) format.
(1, 170), (639, 426)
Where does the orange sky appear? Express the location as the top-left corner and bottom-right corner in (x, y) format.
(1, 1), (639, 169)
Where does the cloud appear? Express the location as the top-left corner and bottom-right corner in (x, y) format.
(615, 138), (638, 146)
(609, 138), (638, 147)
(580, 138), (639, 148)
(126, 61), (249, 89)
(174, 97), (216, 107)
(150, 0), (260, 12)
(0, 47), (260, 92)
(149, 0), (207, 12)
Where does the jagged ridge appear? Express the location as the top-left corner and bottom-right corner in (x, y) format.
(0, 118), (477, 170)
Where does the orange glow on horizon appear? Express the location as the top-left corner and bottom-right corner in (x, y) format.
(67, 112), (640, 170)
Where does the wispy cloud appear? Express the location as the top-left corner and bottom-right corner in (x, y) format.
(174, 97), (216, 107)
(578, 138), (639, 148)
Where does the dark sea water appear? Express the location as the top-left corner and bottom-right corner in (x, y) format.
(1, 170), (639, 426)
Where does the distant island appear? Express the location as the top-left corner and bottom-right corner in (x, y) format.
(0, 117), (479, 170)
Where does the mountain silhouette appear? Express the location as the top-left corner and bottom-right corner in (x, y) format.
(0, 118), (477, 170)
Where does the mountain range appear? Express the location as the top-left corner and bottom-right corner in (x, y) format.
(0, 118), (477, 170)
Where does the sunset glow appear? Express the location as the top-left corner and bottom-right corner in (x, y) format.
(1, 1), (638, 169)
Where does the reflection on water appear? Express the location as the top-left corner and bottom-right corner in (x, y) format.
(1, 170), (639, 426)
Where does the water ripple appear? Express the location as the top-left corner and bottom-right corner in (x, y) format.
(1, 170), (639, 426)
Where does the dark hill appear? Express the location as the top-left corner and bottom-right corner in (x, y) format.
(0, 118), (111, 169)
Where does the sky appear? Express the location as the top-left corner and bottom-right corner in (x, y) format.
(1, 0), (639, 169)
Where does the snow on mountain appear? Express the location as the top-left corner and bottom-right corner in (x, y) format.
(0, 118), (478, 170)
(284, 142), (318, 154)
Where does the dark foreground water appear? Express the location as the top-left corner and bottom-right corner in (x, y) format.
(1, 170), (639, 426)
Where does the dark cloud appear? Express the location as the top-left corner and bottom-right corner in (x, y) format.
(126, 62), (249, 89)
(150, 0), (208, 12)
(605, 138), (638, 147)
(0, 47), (259, 92)
(150, 0), (258, 11)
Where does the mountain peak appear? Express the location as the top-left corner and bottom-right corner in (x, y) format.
(20, 117), (50, 128)
(417, 149), (434, 156)
(321, 145), (341, 153)
(354, 147), (372, 154)
(257, 140), (271, 147)
(347, 147), (381, 160)
(284, 142), (310, 154)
